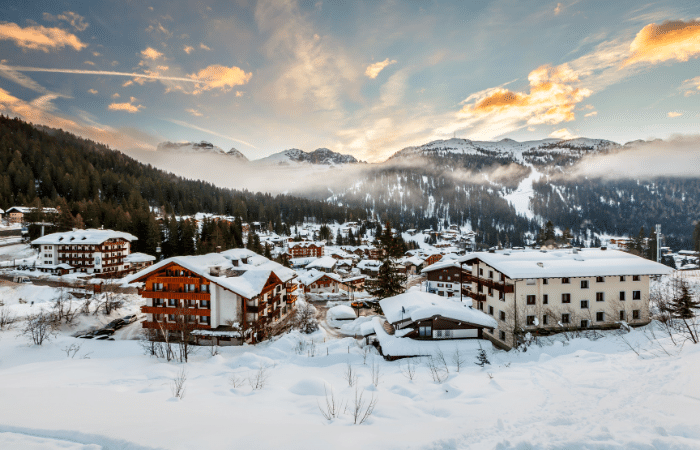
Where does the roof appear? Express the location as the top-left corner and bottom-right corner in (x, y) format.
(37, 263), (73, 270)
(123, 249), (295, 298)
(379, 290), (497, 329)
(420, 260), (462, 273)
(457, 248), (674, 279)
(124, 252), (156, 263)
(6, 206), (59, 214)
(289, 241), (324, 249)
(298, 269), (342, 286)
(33, 229), (138, 245)
(306, 256), (337, 270)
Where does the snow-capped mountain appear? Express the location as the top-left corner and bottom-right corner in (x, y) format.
(256, 148), (360, 166)
(157, 141), (249, 162)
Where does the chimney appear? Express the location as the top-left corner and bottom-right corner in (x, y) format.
(209, 266), (221, 276)
(601, 246), (607, 251)
(232, 259), (239, 267)
(216, 245), (222, 253)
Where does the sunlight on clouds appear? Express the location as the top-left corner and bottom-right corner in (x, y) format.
(108, 97), (144, 113)
(681, 76), (700, 95)
(549, 128), (578, 139)
(42, 11), (89, 32)
(88, 89), (98, 94)
(0, 22), (87, 52)
(186, 108), (202, 116)
(141, 47), (164, 60)
(554, 3), (563, 15)
(622, 20), (700, 67)
(584, 111), (597, 117)
(200, 43), (211, 51)
(189, 65), (252, 94)
(667, 111), (683, 117)
(365, 58), (397, 79)
(460, 64), (591, 126)
(183, 45), (194, 54)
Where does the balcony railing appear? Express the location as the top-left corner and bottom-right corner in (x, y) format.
(142, 321), (210, 330)
(286, 294), (297, 304)
(141, 291), (210, 300)
(245, 301), (267, 313)
(151, 276), (201, 285)
(141, 306), (211, 316)
(464, 274), (514, 293)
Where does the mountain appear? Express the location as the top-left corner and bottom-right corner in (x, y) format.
(157, 141), (249, 162)
(257, 148), (360, 166)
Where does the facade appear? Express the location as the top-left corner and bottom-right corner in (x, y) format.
(459, 248), (673, 349)
(125, 249), (297, 344)
(424, 253), (443, 267)
(288, 241), (324, 258)
(32, 229), (137, 276)
(422, 261), (469, 298)
(6, 206), (59, 224)
(299, 269), (342, 293)
(380, 291), (497, 340)
(124, 252), (156, 274)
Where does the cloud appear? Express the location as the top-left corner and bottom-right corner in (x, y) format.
(681, 76), (700, 95)
(108, 98), (144, 113)
(554, 3), (563, 15)
(111, 93), (120, 98)
(549, 128), (578, 139)
(183, 45), (194, 54)
(88, 89), (98, 94)
(141, 47), (163, 60)
(185, 108), (202, 117)
(0, 65), (199, 84)
(458, 63), (591, 130)
(42, 11), (89, 32)
(584, 111), (597, 117)
(200, 43), (211, 51)
(668, 111), (683, 117)
(189, 64), (252, 93)
(83, 60), (95, 66)
(0, 22), (87, 52)
(365, 58), (397, 79)
(622, 19), (700, 67)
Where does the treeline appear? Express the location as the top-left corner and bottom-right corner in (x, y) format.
(0, 116), (365, 254)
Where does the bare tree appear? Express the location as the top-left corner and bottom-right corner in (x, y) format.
(52, 285), (78, 325)
(62, 343), (81, 358)
(171, 367), (187, 399)
(229, 372), (245, 388)
(452, 346), (466, 372)
(94, 281), (125, 316)
(343, 362), (358, 387)
(400, 358), (417, 380)
(0, 306), (17, 330)
(351, 386), (378, 425)
(248, 363), (271, 390)
(22, 312), (58, 345)
(425, 356), (448, 383)
(434, 347), (449, 374)
(369, 357), (382, 387)
(318, 386), (344, 421)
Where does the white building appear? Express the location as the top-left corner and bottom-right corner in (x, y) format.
(32, 229), (137, 276)
(459, 248), (674, 349)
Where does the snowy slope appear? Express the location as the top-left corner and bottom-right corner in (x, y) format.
(157, 141), (249, 162)
(255, 148), (360, 166)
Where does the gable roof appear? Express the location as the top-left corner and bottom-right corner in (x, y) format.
(33, 229), (137, 245)
(298, 269), (342, 286)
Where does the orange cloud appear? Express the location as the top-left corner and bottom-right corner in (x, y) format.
(549, 128), (578, 140)
(140, 47), (163, 60)
(460, 64), (591, 126)
(0, 22), (87, 52)
(584, 111), (597, 117)
(622, 19), (700, 67)
(365, 58), (397, 79)
(667, 111), (683, 117)
(42, 11), (89, 32)
(189, 64), (252, 94)
(108, 97), (144, 113)
(183, 45), (194, 54)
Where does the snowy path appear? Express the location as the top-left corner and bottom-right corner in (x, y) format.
(502, 163), (540, 219)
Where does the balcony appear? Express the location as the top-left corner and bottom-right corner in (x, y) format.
(464, 274), (514, 293)
(287, 284), (298, 293)
(141, 305), (211, 316)
(142, 321), (210, 330)
(286, 294), (297, 304)
(141, 291), (210, 300)
(151, 276), (201, 285)
(245, 301), (267, 313)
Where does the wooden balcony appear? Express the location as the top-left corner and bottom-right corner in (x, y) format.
(464, 274), (514, 293)
(468, 291), (487, 302)
(151, 276), (201, 285)
(142, 321), (210, 330)
(141, 291), (210, 300)
(141, 306), (211, 316)
(287, 284), (298, 293)
(286, 294), (297, 304)
(245, 301), (267, 313)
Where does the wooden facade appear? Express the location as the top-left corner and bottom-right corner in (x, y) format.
(288, 243), (324, 258)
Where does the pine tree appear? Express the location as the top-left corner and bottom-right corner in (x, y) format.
(475, 345), (490, 367)
(668, 279), (700, 343)
(366, 222), (407, 307)
(544, 220), (556, 243)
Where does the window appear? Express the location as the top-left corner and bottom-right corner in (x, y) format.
(526, 315), (536, 326)
(562, 277), (570, 284)
(527, 295), (536, 305)
(543, 278), (549, 285)
(633, 291), (641, 300)
(619, 310), (626, 321)
(168, 314), (175, 321)
(596, 312), (605, 322)
(632, 310), (640, 320)
(439, 275), (443, 280)
(596, 292), (605, 302)
(200, 300), (210, 308)
(154, 314), (163, 321)
(437, 283), (444, 287)
(418, 325), (432, 337)
(488, 288), (493, 297)
(488, 306), (494, 315)
(581, 280), (589, 289)
(199, 316), (210, 325)
(499, 311), (506, 321)
(436, 330), (443, 338)
(561, 313), (570, 324)
(499, 331), (506, 341)
(168, 299), (178, 307)
(500, 274), (505, 282)
(201, 284), (209, 293)
(620, 276), (626, 282)
(596, 276), (605, 283)
(617, 291), (625, 301)
(489, 270), (494, 279)
(543, 294), (549, 305)
(444, 330), (452, 338)
(632, 275), (640, 281)
(542, 314), (548, 325)
(438, 291), (445, 296)
(527, 279), (536, 285)
(580, 300), (589, 309)
(479, 268), (483, 276)
(562, 293), (571, 303)
(581, 319), (589, 328)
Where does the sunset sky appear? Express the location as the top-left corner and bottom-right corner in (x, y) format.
(1, 0), (699, 162)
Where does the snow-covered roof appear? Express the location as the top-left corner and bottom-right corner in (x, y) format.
(327, 305), (356, 320)
(123, 249), (295, 299)
(289, 241), (324, 249)
(306, 256), (337, 270)
(37, 263), (73, 270)
(32, 229), (138, 245)
(297, 269), (342, 286)
(357, 259), (382, 270)
(6, 206), (59, 214)
(380, 291), (497, 329)
(400, 256), (425, 266)
(458, 248), (674, 279)
(124, 252), (156, 263)
(421, 260), (462, 273)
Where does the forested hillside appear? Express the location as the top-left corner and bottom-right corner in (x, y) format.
(0, 116), (364, 255)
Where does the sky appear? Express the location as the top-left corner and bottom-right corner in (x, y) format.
(0, 0), (699, 163)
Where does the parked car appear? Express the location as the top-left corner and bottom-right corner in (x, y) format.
(122, 315), (138, 324)
(13, 276), (31, 283)
(95, 335), (114, 341)
(106, 319), (125, 330)
(94, 328), (114, 336)
(77, 334), (94, 339)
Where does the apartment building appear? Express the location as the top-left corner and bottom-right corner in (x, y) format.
(32, 229), (137, 276)
(124, 248), (297, 344)
(287, 241), (324, 258)
(458, 248), (673, 349)
(421, 260), (469, 298)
